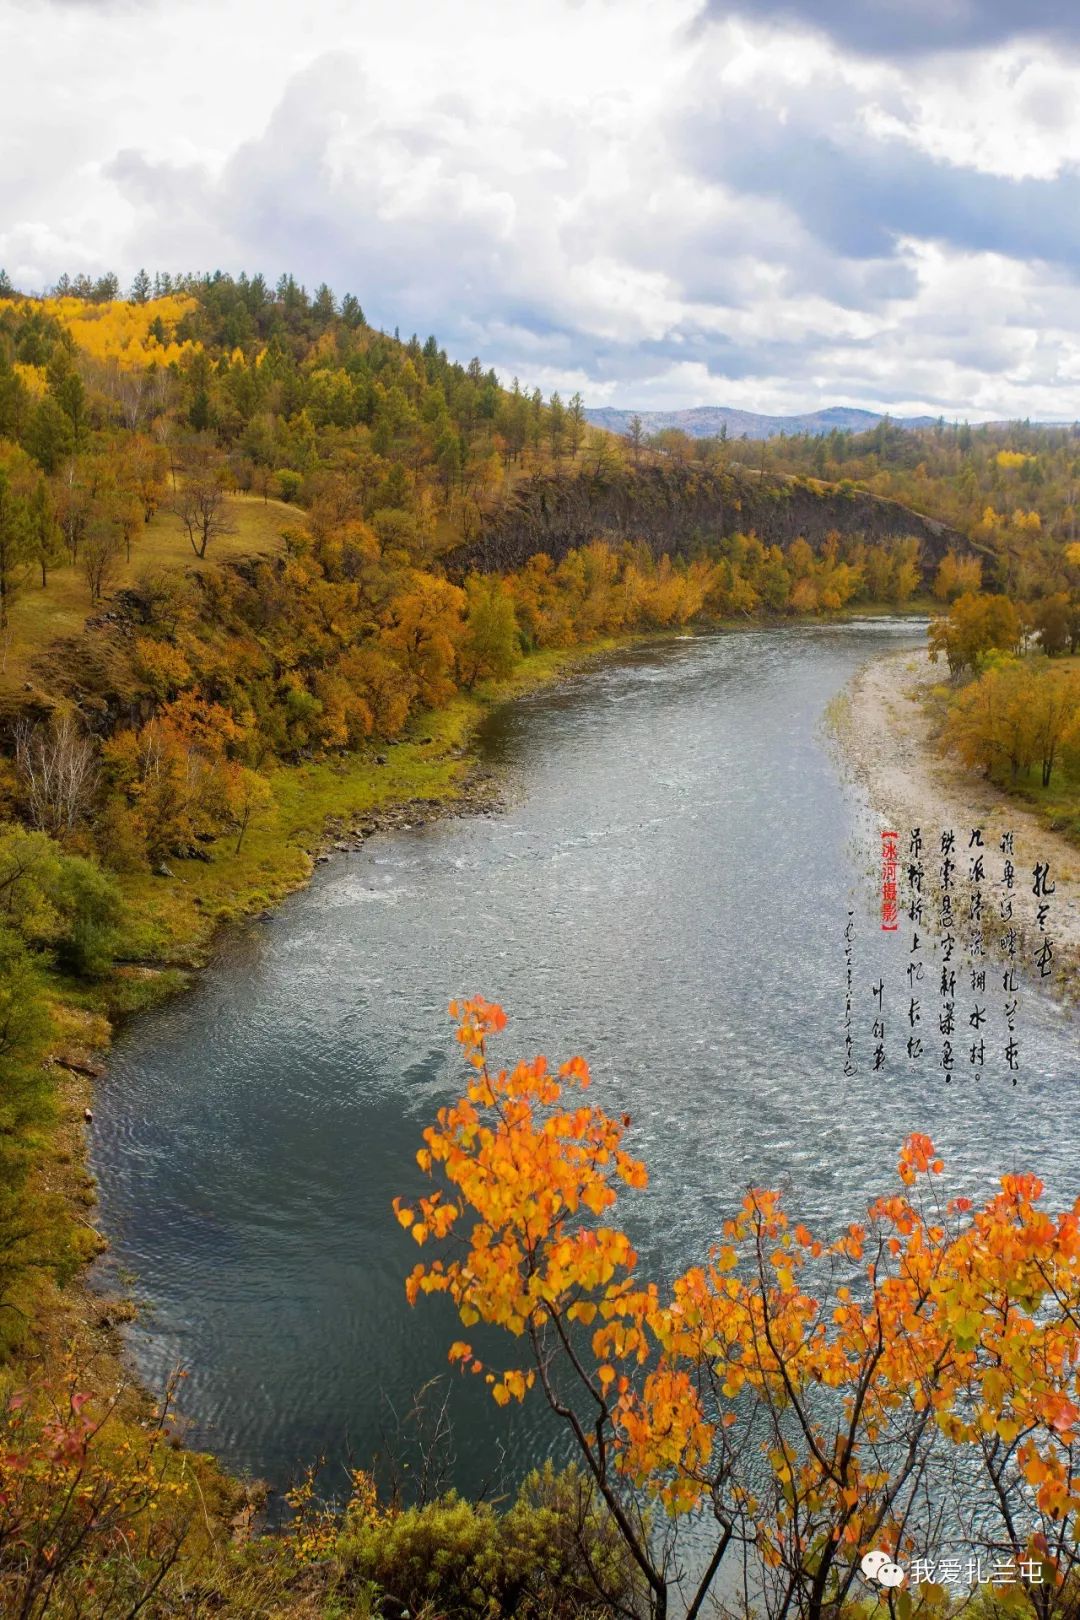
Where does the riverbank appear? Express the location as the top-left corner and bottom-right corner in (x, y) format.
(25, 636), (643, 1368)
(22, 614), (1080, 1615)
(86, 618), (957, 1495)
(6, 632), (670, 1619)
(42, 620), (943, 1369)
(11, 619), (972, 1580)
(834, 643), (1080, 1000)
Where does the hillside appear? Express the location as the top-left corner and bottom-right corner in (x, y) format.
(451, 463), (972, 578)
(1, 488), (298, 690)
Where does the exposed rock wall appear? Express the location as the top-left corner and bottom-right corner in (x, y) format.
(450, 466), (975, 578)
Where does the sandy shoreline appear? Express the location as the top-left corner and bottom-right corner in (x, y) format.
(836, 643), (1080, 999)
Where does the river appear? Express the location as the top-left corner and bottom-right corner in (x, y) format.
(90, 622), (1080, 1503)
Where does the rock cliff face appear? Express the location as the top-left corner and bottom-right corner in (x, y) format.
(449, 466), (975, 580)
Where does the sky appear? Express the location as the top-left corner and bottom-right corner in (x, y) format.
(3, 0), (1080, 418)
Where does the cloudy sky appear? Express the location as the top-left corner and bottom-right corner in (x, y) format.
(3, 0), (1080, 417)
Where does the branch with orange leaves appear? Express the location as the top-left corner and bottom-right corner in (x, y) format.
(396, 1003), (1080, 1620)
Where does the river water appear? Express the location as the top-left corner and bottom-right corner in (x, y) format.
(90, 622), (1079, 1502)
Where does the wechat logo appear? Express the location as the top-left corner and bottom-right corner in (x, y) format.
(861, 1550), (906, 1589)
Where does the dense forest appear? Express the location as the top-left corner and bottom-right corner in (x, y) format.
(2, 268), (1080, 1616)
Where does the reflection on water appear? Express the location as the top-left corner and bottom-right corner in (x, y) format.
(90, 623), (1079, 1498)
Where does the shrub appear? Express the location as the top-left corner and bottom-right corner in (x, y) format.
(275, 468), (303, 503)
(337, 1463), (635, 1618)
(52, 854), (124, 978)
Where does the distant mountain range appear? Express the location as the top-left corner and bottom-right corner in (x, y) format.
(583, 405), (942, 441)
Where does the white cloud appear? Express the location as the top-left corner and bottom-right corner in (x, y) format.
(1, 0), (1078, 416)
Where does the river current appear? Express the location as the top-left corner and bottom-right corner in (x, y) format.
(90, 622), (1079, 1501)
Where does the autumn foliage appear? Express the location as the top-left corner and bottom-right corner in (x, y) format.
(0, 1370), (207, 1619)
(0, 1365), (633, 1618)
(0, 294), (200, 373)
(398, 999), (1080, 1620)
(942, 657), (1080, 789)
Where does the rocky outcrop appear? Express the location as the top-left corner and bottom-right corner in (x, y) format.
(448, 465), (976, 580)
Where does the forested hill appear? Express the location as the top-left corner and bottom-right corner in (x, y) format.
(0, 269), (979, 759)
(450, 463), (971, 579)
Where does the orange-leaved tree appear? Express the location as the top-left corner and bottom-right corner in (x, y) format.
(396, 999), (1080, 1620)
